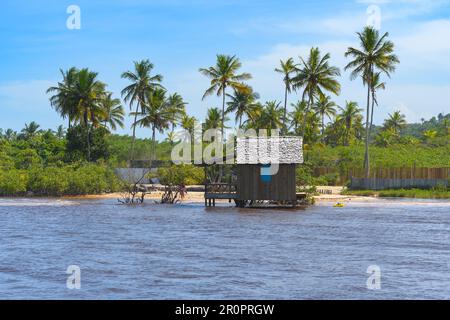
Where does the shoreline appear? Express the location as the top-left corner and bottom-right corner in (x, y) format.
(2, 187), (448, 203)
(62, 191), (378, 203)
(1, 192), (449, 207)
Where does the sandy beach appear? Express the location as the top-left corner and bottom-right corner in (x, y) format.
(64, 187), (378, 203)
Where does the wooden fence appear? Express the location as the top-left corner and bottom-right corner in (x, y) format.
(314, 167), (450, 182)
(350, 177), (448, 190)
(313, 166), (449, 189)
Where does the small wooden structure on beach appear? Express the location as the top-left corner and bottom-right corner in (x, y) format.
(205, 136), (304, 208)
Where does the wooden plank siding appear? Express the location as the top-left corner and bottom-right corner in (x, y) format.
(313, 166), (450, 184)
(350, 178), (448, 190)
(236, 164), (297, 201)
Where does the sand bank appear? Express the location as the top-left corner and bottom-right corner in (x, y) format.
(64, 190), (377, 203)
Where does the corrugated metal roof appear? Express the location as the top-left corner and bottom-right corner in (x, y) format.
(236, 137), (303, 164)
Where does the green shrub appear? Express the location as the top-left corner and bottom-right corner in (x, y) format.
(0, 152), (15, 170)
(431, 184), (447, 192)
(14, 148), (42, 169)
(296, 165), (314, 186)
(344, 188), (450, 199)
(0, 170), (28, 196)
(67, 164), (122, 195)
(66, 125), (110, 162)
(28, 167), (69, 196)
(0, 163), (122, 196)
(155, 164), (205, 186)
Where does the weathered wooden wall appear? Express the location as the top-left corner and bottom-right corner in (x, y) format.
(314, 167), (450, 184)
(236, 164), (297, 201)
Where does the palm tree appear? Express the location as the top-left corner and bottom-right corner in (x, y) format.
(383, 111), (406, 134)
(423, 129), (437, 141)
(71, 68), (106, 161)
(275, 58), (297, 133)
(303, 111), (321, 144)
(48, 67), (106, 161)
(21, 121), (41, 139)
(375, 127), (397, 147)
(199, 54), (252, 139)
(4, 129), (16, 141)
(345, 26), (399, 177)
(166, 93), (187, 144)
(292, 47), (341, 140)
(47, 67), (79, 128)
(338, 101), (363, 146)
(121, 60), (164, 162)
(166, 131), (178, 145)
(180, 114), (197, 153)
(180, 114), (196, 136)
(313, 95), (337, 139)
(204, 107), (230, 131)
(56, 125), (65, 139)
(242, 102), (264, 130)
(369, 72), (386, 137)
(131, 88), (170, 166)
(289, 100), (308, 135)
(100, 92), (125, 131)
(258, 101), (284, 133)
(225, 88), (259, 128)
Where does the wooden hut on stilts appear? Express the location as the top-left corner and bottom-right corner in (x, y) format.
(205, 136), (304, 208)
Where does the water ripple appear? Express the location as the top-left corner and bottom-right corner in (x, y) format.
(0, 197), (449, 299)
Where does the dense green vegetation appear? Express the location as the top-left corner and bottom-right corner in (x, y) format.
(343, 187), (450, 199)
(0, 164), (121, 196)
(306, 144), (450, 168)
(0, 25), (448, 198)
(108, 134), (173, 166)
(155, 164), (205, 186)
(0, 125), (121, 196)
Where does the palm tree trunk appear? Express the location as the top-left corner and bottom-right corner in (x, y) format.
(151, 125), (156, 169)
(364, 79), (371, 178)
(283, 85), (288, 135)
(322, 114), (325, 142)
(221, 90), (226, 139)
(345, 120), (350, 146)
(170, 124), (175, 146)
(301, 96), (311, 141)
(369, 92), (376, 139)
(83, 112), (91, 162)
(219, 89), (226, 182)
(86, 124), (91, 162)
(129, 103), (139, 166)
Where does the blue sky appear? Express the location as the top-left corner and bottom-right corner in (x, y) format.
(1, 0), (449, 138)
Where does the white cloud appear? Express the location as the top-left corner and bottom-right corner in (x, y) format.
(231, 0), (448, 37)
(0, 80), (53, 111)
(237, 17), (450, 125)
(394, 19), (450, 70)
(273, 15), (367, 37)
(0, 80), (62, 129)
(376, 83), (450, 122)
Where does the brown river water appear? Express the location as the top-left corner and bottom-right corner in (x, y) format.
(0, 197), (449, 299)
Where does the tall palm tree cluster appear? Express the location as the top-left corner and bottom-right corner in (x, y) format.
(47, 26), (399, 174)
(47, 67), (125, 161)
(199, 26), (398, 178)
(121, 60), (188, 165)
(344, 27), (399, 177)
